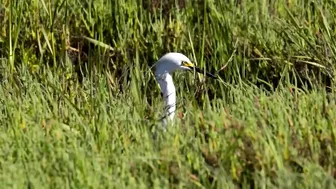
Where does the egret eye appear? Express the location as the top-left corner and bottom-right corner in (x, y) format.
(181, 61), (194, 68)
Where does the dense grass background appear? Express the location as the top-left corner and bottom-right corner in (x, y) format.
(1, 0), (336, 188)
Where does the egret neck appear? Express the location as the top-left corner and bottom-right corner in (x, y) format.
(155, 72), (176, 127)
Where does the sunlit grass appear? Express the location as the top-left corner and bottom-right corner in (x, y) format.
(0, 59), (335, 188)
(0, 0), (336, 188)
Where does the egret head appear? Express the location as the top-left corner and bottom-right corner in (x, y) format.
(154, 52), (217, 78)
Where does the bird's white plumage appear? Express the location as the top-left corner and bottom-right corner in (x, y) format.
(153, 52), (217, 132)
(156, 73), (176, 127)
(154, 52), (192, 128)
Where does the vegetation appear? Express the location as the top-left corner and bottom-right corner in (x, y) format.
(0, 0), (336, 188)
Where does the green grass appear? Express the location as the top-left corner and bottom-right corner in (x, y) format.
(1, 0), (336, 188)
(1, 61), (336, 188)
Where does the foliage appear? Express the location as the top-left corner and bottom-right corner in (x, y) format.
(0, 0), (336, 188)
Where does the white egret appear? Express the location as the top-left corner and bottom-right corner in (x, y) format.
(154, 52), (217, 129)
